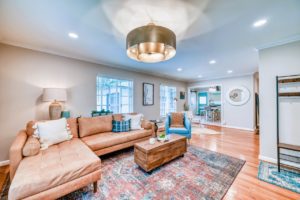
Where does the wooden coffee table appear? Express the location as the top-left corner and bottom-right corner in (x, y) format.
(134, 134), (187, 172)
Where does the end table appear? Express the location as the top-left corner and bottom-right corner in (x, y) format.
(149, 120), (163, 137)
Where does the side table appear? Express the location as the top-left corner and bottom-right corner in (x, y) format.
(149, 120), (163, 137)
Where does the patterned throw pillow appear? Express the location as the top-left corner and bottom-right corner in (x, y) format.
(170, 113), (184, 128)
(112, 119), (131, 132)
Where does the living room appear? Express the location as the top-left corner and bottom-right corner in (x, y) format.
(0, 0), (300, 199)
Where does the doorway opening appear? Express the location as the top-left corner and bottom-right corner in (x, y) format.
(189, 85), (222, 126)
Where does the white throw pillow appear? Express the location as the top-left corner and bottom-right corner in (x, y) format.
(33, 118), (73, 150)
(123, 114), (144, 130)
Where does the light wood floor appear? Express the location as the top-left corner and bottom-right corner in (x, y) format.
(0, 126), (299, 199)
(0, 165), (9, 192)
(192, 125), (300, 200)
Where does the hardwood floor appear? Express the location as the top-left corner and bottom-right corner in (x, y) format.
(192, 125), (300, 200)
(0, 126), (299, 199)
(0, 165), (9, 193)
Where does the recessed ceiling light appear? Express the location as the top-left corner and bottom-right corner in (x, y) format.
(209, 60), (216, 64)
(227, 70), (233, 74)
(177, 68), (182, 72)
(68, 32), (78, 39)
(198, 75), (203, 78)
(253, 19), (267, 27)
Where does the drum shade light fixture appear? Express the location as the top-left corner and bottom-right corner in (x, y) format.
(126, 23), (176, 63)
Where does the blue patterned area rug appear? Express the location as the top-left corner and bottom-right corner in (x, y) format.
(258, 161), (300, 194)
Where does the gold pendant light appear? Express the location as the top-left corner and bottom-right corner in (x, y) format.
(126, 23), (176, 63)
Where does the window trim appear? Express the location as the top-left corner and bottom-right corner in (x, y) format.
(96, 75), (134, 113)
(160, 84), (177, 117)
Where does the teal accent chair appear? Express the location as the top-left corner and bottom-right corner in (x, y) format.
(165, 113), (192, 139)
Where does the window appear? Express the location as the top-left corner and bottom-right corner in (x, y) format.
(96, 76), (133, 114)
(160, 85), (176, 116)
(199, 96), (207, 105)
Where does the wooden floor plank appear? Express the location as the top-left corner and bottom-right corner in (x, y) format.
(0, 165), (9, 192)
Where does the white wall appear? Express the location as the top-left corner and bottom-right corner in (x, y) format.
(188, 75), (255, 130)
(0, 44), (187, 161)
(259, 40), (300, 161)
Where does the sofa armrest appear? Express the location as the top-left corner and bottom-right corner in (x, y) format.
(141, 120), (155, 137)
(10, 130), (27, 180)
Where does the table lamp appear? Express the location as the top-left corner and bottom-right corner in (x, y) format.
(43, 88), (67, 120)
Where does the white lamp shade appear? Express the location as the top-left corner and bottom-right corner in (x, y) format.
(43, 88), (67, 102)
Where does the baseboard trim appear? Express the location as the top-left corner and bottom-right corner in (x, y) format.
(0, 160), (9, 167)
(222, 125), (255, 132)
(198, 122), (255, 132)
(258, 155), (277, 164)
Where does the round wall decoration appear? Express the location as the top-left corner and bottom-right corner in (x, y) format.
(226, 86), (250, 106)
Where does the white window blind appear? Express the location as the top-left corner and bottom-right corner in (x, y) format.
(96, 76), (133, 114)
(160, 85), (177, 116)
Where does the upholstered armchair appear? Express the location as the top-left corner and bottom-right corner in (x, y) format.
(165, 113), (192, 139)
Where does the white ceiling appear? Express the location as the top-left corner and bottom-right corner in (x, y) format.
(0, 0), (300, 82)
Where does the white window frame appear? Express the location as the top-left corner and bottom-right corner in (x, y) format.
(96, 76), (134, 114)
(160, 84), (177, 117)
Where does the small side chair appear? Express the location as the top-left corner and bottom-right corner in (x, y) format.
(165, 113), (192, 142)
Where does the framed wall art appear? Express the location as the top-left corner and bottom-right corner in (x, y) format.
(143, 83), (154, 106)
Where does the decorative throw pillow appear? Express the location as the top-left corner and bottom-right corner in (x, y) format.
(123, 114), (143, 130)
(112, 119), (131, 132)
(170, 113), (184, 128)
(22, 136), (40, 157)
(33, 118), (73, 150)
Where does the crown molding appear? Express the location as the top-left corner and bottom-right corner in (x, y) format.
(188, 71), (257, 83)
(256, 34), (300, 50)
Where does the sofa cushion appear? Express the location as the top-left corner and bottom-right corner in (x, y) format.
(8, 138), (101, 200)
(81, 129), (152, 151)
(78, 115), (113, 137)
(22, 136), (40, 157)
(112, 114), (123, 121)
(168, 127), (189, 134)
(67, 118), (79, 138)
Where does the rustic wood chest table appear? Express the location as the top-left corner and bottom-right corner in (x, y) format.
(134, 134), (187, 172)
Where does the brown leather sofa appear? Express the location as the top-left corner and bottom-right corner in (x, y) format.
(8, 114), (154, 200)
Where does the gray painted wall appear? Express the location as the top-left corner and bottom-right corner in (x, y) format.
(188, 75), (255, 130)
(259, 40), (300, 161)
(0, 44), (187, 161)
